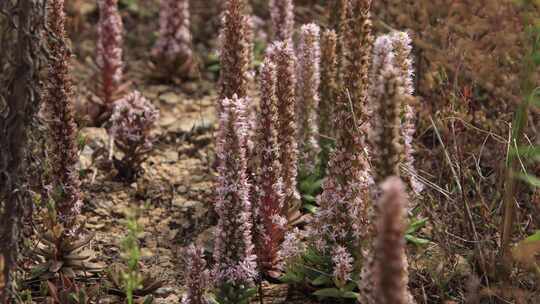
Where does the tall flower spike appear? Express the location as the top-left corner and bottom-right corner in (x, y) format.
(219, 0), (251, 102)
(213, 95), (257, 284)
(46, 0), (82, 231)
(369, 35), (404, 184)
(267, 41), (300, 214)
(333, 0), (374, 179)
(296, 23), (321, 172)
(373, 177), (415, 304)
(152, 0), (195, 77)
(341, 0), (373, 125)
(268, 0), (294, 42)
(359, 37), (410, 302)
(181, 245), (210, 304)
(96, 0), (123, 108)
(254, 58), (286, 274)
(319, 29), (338, 140)
(309, 0), (374, 257)
(390, 31), (424, 195)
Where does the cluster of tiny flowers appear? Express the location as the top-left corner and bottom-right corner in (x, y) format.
(268, 0), (294, 42)
(45, 0), (82, 231)
(390, 31), (424, 195)
(254, 58), (286, 272)
(332, 245), (354, 287)
(181, 245), (210, 304)
(152, 0), (193, 63)
(267, 41), (301, 210)
(373, 177), (415, 304)
(369, 35), (396, 96)
(310, 149), (372, 253)
(108, 91), (159, 153)
(213, 95), (257, 285)
(96, 0), (123, 105)
(296, 23), (321, 171)
(277, 228), (305, 271)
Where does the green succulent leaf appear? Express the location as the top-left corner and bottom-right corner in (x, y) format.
(406, 217), (428, 234)
(405, 234), (431, 246)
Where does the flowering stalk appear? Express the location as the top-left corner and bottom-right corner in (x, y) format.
(341, 0), (373, 123)
(45, 0), (82, 231)
(390, 31), (423, 195)
(213, 95), (257, 286)
(268, 0), (294, 42)
(359, 35), (417, 304)
(254, 58), (286, 274)
(219, 0), (251, 102)
(334, 0), (374, 181)
(182, 245), (210, 304)
(268, 41), (300, 214)
(369, 35), (404, 184)
(319, 29), (338, 141)
(373, 177), (415, 304)
(152, 0), (195, 77)
(296, 23), (321, 172)
(96, 0), (124, 113)
(310, 0), (374, 255)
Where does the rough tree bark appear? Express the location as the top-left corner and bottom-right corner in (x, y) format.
(0, 0), (46, 301)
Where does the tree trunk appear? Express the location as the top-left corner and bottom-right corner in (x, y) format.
(0, 0), (46, 301)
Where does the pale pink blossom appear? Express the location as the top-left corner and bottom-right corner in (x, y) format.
(332, 246), (354, 287)
(267, 41), (300, 210)
(213, 95), (257, 284)
(390, 31), (424, 195)
(108, 91), (159, 153)
(253, 59), (286, 273)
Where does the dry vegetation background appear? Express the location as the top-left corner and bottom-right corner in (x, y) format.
(2, 0), (540, 303)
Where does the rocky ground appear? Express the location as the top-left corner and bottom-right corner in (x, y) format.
(76, 84), (218, 302)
